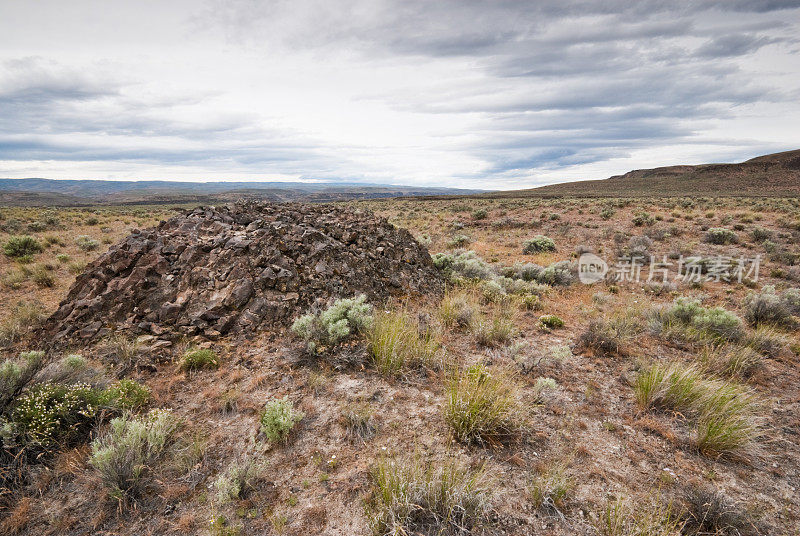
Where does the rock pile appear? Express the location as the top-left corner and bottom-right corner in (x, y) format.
(46, 202), (443, 343)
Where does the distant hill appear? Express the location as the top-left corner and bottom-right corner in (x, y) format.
(497, 149), (800, 197)
(0, 179), (483, 206)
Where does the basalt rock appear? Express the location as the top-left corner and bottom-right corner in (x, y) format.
(46, 202), (443, 344)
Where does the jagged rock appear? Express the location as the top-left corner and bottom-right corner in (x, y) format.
(46, 202), (443, 344)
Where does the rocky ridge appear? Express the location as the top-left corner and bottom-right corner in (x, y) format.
(46, 202), (443, 344)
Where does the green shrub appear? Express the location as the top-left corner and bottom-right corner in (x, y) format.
(432, 250), (494, 281)
(447, 234), (471, 248)
(178, 347), (220, 372)
(692, 307), (743, 342)
(3, 236), (43, 258)
(56, 253), (70, 263)
(443, 364), (522, 445)
(100, 379), (151, 410)
(74, 235), (100, 251)
(291, 295), (373, 354)
(367, 456), (491, 536)
(538, 314), (564, 329)
(471, 209), (487, 220)
(11, 382), (103, 448)
(652, 298), (743, 344)
(743, 285), (795, 327)
(89, 409), (181, 499)
(214, 457), (267, 504)
(259, 397), (303, 443)
(522, 235), (556, 254)
(632, 211), (655, 226)
(705, 228), (738, 245)
(367, 310), (439, 376)
(538, 260), (575, 286)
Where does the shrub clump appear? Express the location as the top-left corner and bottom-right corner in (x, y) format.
(74, 235), (100, 251)
(652, 297), (744, 344)
(705, 228), (738, 245)
(291, 295), (373, 354)
(214, 457), (267, 504)
(367, 457), (491, 536)
(432, 250), (494, 281)
(178, 347), (220, 372)
(4, 377), (150, 451)
(259, 397), (303, 444)
(89, 409), (182, 499)
(443, 364), (522, 445)
(3, 236), (43, 258)
(538, 314), (564, 330)
(743, 285), (798, 328)
(522, 235), (556, 254)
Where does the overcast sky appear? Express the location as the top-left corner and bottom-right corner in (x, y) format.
(1, 1), (799, 189)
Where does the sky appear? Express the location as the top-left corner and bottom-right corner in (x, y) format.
(1, 0), (799, 189)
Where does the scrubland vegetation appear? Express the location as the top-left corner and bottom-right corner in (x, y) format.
(1, 196), (799, 535)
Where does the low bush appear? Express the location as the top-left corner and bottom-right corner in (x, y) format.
(743, 285), (797, 328)
(11, 382), (104, 449)
(178, 347), (220, 372)
(367, 456), (491, 536)
(651, 297), (743, 344)
(447, 234), (471, 248)
(214, 457), (267, 504)
(443, 364), (522, 445)
(89, 409), (182, 500)
(31, 264), (55, 288)
(522, 235), (556, 254)
(538, 314), (564, 329)
(75, 235), (100, 251)
(259, 397), (303, 444)
(291, 295), (373, 354)
(3, 236), (43, 258)
(705, 228), (738, 245)
(432, 250), (494, 281)
(5, 376), (151, 452)
(367, 309), (439, 376)
(632, 211), (655, 226)
(538, 260), (576, 286)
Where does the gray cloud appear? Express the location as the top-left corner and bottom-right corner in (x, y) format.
(1, 0), (799, 186)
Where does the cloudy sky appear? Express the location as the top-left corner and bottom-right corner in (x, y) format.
(1, 1), (799, 189)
